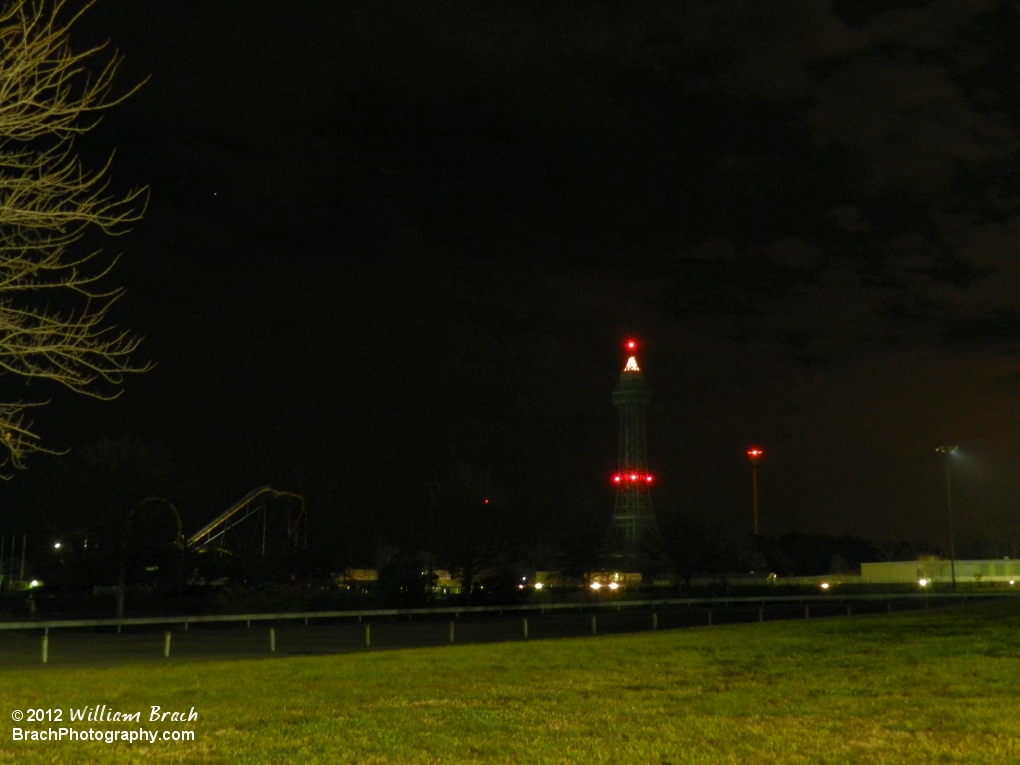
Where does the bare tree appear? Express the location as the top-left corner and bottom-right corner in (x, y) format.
(429, 463), (507, 604)
(0, 0), (148, 473)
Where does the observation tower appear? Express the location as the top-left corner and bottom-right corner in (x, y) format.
(608, 338), (659, 558)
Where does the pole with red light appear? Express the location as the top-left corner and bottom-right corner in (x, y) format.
(747, 447), (763, 536)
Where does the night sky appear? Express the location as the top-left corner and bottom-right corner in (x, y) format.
(8, 0), (1020, 559)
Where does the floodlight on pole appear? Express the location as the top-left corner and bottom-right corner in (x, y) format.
(935, 445), (958, 591)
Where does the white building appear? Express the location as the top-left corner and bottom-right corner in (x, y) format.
(861, 559), (1020, 585)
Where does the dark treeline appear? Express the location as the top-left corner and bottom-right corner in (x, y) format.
(0, 435), (968, 618)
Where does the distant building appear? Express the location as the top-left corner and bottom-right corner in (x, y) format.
(861, 559), (1020, 585)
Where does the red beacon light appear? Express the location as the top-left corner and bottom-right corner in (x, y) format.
(747, 447), (764, 464)
(612, 472), (654, 484)
(625, 338), (637, 351)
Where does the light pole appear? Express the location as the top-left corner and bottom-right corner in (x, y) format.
(935, 445), (958, 591)
(747, 447), (764, 536)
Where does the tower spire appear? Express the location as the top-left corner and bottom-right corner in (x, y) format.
(608, 338), (659, 561)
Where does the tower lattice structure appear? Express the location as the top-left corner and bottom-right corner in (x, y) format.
(608, 342), (659, 558)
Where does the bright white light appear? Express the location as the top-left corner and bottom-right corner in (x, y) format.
(820, 582), (829, 590)
(919, 578), (928, 587)
(590, 582), (601, 590)
(608, 582), (620, 590)
(1011, 580), (1015, 586)
(53, 542), (61, 549)
(518, 584), (524, 590)
(624, 356), (640, 372)
(534, 582), (544, 590)
(29, 580), (39, 587)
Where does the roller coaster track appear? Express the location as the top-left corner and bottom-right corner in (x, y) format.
(187, 486), (306, 553)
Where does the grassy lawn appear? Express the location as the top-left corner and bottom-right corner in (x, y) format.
(2, 601), (1019, 764)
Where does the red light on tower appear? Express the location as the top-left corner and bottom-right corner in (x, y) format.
(610, 335), (656, 553)
(746, 446), (764, 535)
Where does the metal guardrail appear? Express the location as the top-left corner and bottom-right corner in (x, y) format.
(0, 591), (1008, 632)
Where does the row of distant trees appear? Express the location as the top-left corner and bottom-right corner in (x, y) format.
(16, 432), (1017, 607)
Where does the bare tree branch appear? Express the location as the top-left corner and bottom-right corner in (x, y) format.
(0, 0), (149, 474)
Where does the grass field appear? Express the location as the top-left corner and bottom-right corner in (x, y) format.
(2, 601), (1019, 764)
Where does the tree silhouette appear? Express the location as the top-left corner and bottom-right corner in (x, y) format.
(44, 435), (181, 616)
(429, 463), (507, 604)
(0, 0), (148, 473)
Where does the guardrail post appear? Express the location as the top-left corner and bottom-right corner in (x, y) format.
(652, 612), (658, 631)
(246, 619), (251, 629)
(163, 631), (171, 658)
(590, 615), (597, 635)
(804, 605), (810, 620)
(449, 621), (455, 643)
(887, 602), (893, 614)
(364, 623), (371, 647)
(269, 627), (276, 653)
(758, 607), (764, 623)
(708, 610), (713, 626)
(41, 634), (48, 664)
(522, 617), (529, 639)
(846, 605), (852, 617)
(184, 622), (189, 631)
